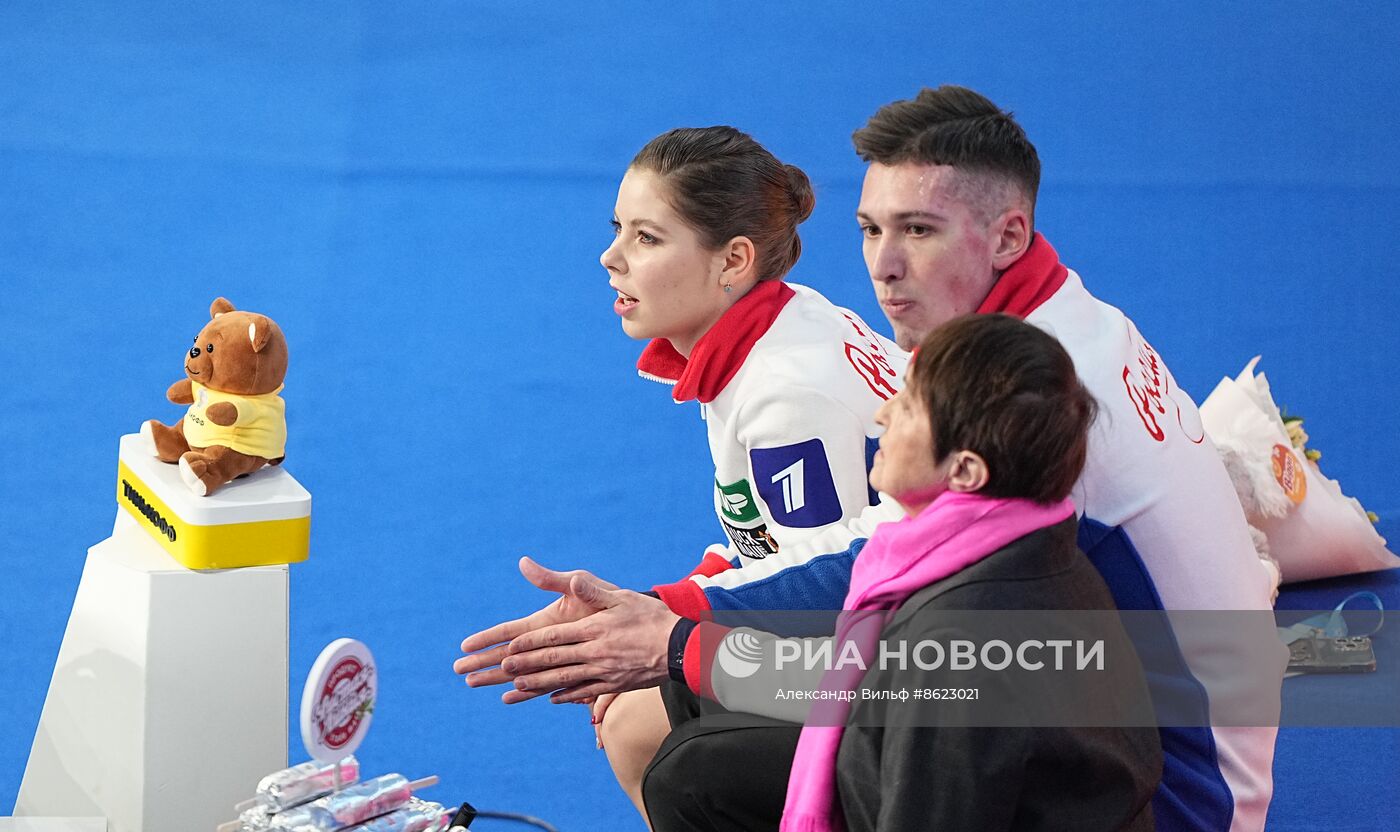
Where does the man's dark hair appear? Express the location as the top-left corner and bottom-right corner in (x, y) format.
(631, 126), (815, 282)
(853, 85), (1041, 218)
(910, 313), (1095, 503)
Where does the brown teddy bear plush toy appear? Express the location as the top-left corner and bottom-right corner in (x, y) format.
(139, 297), (289, 496)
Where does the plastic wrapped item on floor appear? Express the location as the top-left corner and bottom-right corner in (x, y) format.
(265, 773), (435, 831)
(256, 757), (362, 812)
(342, 798), (452, 832)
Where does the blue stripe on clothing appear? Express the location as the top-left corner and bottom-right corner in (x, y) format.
(1078, 517), (1234, 832)
(702, 539), (866, 616)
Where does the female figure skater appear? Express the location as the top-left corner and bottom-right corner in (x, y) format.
(597, 125), (904, 822)
(457, 125), (904, 824)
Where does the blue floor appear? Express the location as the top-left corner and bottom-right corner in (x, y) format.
(1271, 564), (1400, 830)
(2, 3), (1399, 829)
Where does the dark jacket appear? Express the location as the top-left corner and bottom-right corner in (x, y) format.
(836, 517), (1161, 832)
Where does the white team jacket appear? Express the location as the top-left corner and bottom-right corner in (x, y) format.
(636, 279), (905, 589)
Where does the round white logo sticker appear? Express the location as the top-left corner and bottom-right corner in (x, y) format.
(300, 638), (377, 763)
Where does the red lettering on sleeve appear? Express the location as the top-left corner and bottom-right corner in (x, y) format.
(846, 343), (897, 400)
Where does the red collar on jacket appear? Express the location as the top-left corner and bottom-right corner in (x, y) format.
(975, 233), (1069, 318)
(636, 280), (796, 404)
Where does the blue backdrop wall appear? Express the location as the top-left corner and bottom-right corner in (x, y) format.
(2, 2), (1397, 829)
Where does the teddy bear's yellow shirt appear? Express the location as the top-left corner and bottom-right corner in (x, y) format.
(184, 381), (287, 459)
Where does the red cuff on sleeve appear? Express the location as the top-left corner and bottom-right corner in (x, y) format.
(684, 621), (730, 699)
(687, 551), (736, 579)
(653, 578), (712, 620)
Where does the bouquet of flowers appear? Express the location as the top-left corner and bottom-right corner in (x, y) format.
(1199, 357), (1395, 586)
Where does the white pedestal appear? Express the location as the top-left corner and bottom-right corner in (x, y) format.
(14, 437), (302, 831)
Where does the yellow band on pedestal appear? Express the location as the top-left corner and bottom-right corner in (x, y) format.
(116, 459), (311, 570)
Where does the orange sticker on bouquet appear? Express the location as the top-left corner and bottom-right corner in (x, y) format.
(1271, 444), (1307, 504)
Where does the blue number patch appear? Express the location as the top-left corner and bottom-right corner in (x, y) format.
(750, 439), (842, 528)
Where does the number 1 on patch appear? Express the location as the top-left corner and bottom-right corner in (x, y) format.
(772, 459), (806, 514)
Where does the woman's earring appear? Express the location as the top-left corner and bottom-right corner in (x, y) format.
(723, 283), (733, 293)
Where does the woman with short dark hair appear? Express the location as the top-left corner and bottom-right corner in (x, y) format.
(814, 313), (1159, 831)
(646, 314), (1161, 831)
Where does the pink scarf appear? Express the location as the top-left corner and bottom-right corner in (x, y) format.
(780, 490), (1075, 832)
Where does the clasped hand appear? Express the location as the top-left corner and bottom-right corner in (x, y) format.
(453, 556), (679, 704)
